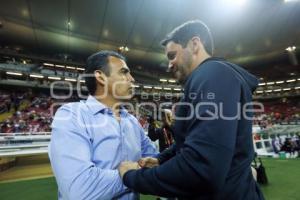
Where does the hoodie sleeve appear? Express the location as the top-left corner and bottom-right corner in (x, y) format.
(157, 143), (177, 163)
(123, 62), (242, 198)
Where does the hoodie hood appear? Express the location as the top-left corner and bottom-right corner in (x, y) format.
(225, 60), (259, 93)
(202, 57), (259, 93)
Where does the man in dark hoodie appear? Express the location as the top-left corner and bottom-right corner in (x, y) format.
(118, 20), (265, 200)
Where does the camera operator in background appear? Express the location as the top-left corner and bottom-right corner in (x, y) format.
(148, 109), (174, 153)
(147, 109), (175, 200)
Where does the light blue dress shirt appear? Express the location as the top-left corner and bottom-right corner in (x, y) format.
(49, 95), (158, 200)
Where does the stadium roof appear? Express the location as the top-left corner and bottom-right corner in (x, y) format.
(0, 0), (299, 79)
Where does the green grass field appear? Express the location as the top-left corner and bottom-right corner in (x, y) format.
(0, 158), (299, 200)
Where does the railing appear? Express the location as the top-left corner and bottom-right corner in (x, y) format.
(0, 132), (50, 157)
(0, 132), (51, 136)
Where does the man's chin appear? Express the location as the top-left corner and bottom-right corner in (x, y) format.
(173, 72), (182, 82)
(177, 76), (187, 85)
(120, 94), (134, 101)
(174, 75), (183, 84)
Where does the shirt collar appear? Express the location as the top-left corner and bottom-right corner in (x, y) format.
(84, 95), (107, 115)
(84, 95), (129, 116)
(120, 106), (129, 117)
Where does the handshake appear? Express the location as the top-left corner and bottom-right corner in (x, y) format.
(118, 157), (159, 178)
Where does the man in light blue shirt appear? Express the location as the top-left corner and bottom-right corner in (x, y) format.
(49, 50), (157, 200)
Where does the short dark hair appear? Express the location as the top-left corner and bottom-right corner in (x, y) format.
(160, 20), (214, 55)
(85, 50), (125, 95)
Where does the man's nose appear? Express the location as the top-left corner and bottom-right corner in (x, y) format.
(166, 62), (174, 73)
(128, 73), (135, 83)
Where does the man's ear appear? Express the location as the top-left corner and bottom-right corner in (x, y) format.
(94, 70), (107, 86)
(190, 36), (202, 53)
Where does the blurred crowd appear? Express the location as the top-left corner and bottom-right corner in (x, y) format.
(0, 90), (78, 133)
(1, 89), (300, 134)
(253, 98), (300, 129)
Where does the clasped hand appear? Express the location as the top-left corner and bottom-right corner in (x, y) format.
(118, 157), (159, 178)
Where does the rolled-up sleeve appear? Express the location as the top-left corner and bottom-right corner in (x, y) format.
(139, 124), (158, 157)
